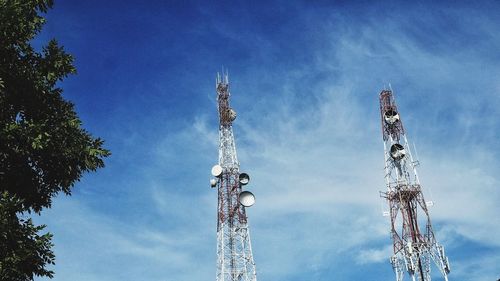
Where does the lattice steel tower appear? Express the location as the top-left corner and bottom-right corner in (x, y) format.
(379, 88), (451, 281)
(209, 72), (257, 281)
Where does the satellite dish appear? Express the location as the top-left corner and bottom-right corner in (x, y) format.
(210, 178), (217, 188)
(239, 173), (250, 185)
(211, 165), (223, 177)
(238, 191), (255, 207)
(384, 109), (400, 125)
(228, 108), (236, 121)
(390, 143), (406, 160)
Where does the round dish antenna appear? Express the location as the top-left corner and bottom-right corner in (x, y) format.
(384, 109), (400, 125)
(238, 191), (255, 207)
(229, 108), (237, 121)
(210, 178), (217, 188)
(239, 173), (250, 185)
(390, 143), (406, 160)
(211, 165), (223, 177)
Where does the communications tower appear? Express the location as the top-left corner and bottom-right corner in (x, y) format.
(379, 88), (451, 281)
(209, 72), (257, 281)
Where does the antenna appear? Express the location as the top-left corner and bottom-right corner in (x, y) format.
(238, 191), (255, 207)
(210, 70), (257, 281)
(378, 87), (451, 281)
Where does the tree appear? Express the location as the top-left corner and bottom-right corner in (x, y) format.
(0, 0), (110, 279)
(0, 193), (54, 280)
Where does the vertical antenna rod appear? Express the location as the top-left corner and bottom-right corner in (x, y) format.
(210, 71), (257, 281)
(379, 89), (451, 281)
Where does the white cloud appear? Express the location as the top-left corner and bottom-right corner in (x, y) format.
(34, 194), (214, 281)
(356, 245), (393, 265)
(34, 2), (500, 281)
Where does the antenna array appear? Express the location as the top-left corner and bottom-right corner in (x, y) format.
(379, 89), (451, 281)
(210, 72), (257, 281)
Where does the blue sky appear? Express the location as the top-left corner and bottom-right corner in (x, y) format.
(31, 1), (500, 280)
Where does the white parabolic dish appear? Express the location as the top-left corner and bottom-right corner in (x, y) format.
(229, 108), (237, 121)
(239, 191), (255, 207)
(390, 144), (406, 160)
(211, 164), (223, 177)
(239, 173), (250, 185)
(210, 178), (217, 187)
(384, 110), (400, 125)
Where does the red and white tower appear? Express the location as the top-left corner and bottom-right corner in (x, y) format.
(210, 72), (257, 281)
(379, 88), (451, 281)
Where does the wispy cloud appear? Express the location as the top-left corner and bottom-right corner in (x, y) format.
(356, 245), (393, 265)
(33, 1), (500, 281)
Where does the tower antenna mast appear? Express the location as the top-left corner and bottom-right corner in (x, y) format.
(210, 71), (257, 281)
(379, 89), (451, 281)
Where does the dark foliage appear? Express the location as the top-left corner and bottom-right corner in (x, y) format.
(0, 0), (110, 279)
(0, 193), (54, 280)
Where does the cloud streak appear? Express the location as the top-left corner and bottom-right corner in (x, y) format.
(34, 1), (500, 281)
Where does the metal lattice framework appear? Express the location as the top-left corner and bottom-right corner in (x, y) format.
(379, 89), (451, 281)
(212, 72), (257, 281)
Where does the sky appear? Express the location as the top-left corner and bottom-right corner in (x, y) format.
(30, 0), (500, 280)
